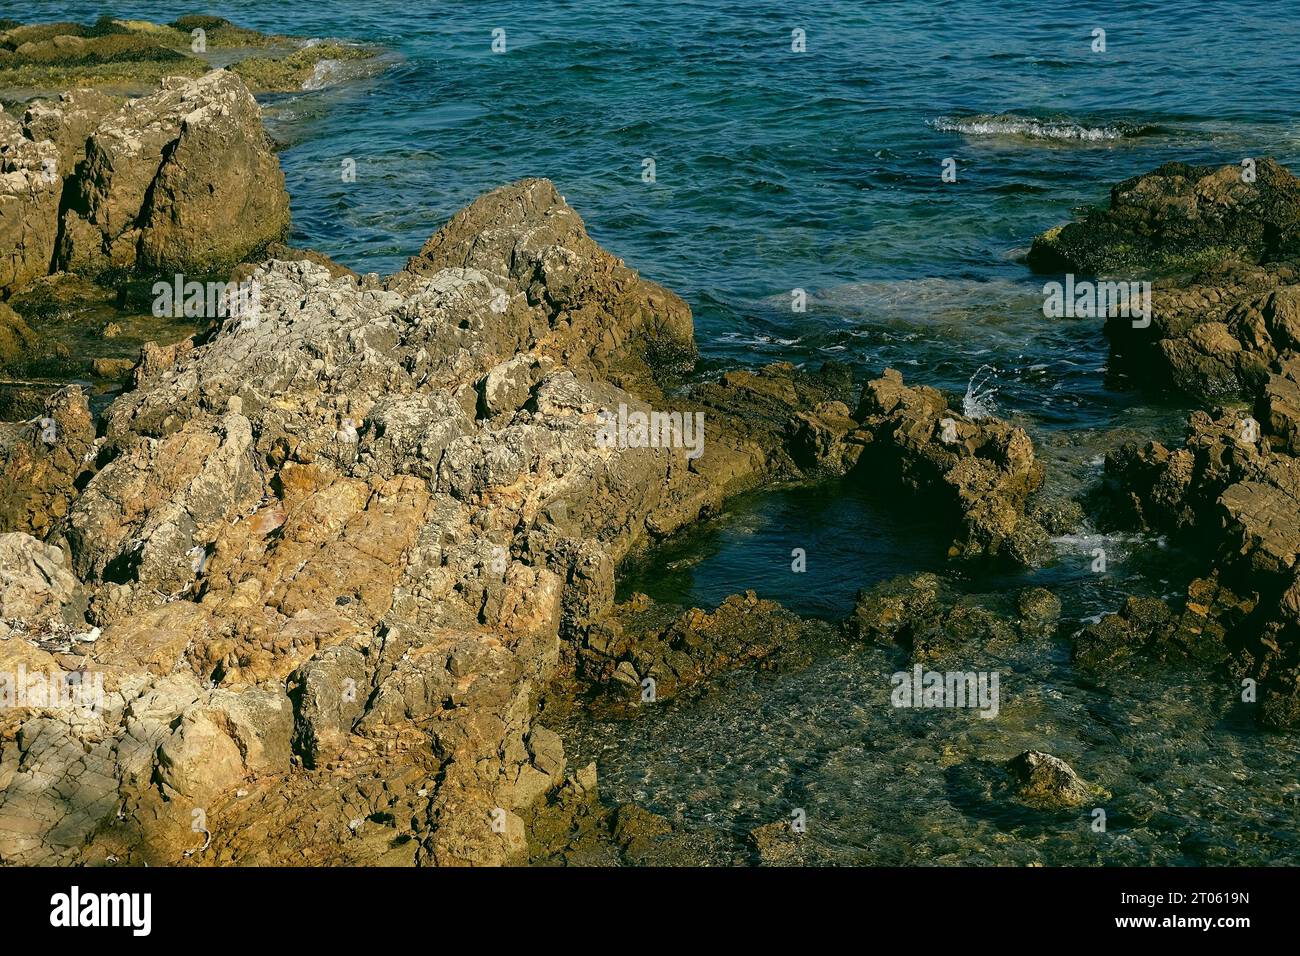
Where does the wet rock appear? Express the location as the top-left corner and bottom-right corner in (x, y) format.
(849, 368), (1048, 564)
(1016, 587), (1062, 636)
(846, 573), (1022, 660)
(748, 819), (806, 866)
(230, 42), (381, 94)
(1006, 751), (1100, 810)
(583, 590), (810, 709)
(846, 572), (942, 644)
(1029, 159), (1300, 276)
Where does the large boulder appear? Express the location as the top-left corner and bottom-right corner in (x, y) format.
(56, 69), (289, 278)
(0, 106), (61, 294)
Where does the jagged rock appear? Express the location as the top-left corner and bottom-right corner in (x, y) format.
(1, 178), (777, 866)
(0, 108), (61, 293)
(394, 177), (694, 376)
(0, 385), (96, 538)
(1102, 261), (1300, 401)
(67, 411), (262, 614)
(1075, 588), (1242, 671)
(0, 532), (85, 625)
(21, 87), (118, 177)
(57, 70), (289, 278)
(290, 644), (369, 767)
(849, 368), (1048, 564)
(1029, 159), (1300, 275)
(846, 572), (943, 644)
(1099, 401), (1300, 723)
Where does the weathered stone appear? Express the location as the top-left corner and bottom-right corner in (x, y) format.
(0, 532), (85, 625)
(57, 70), (289, 278)
(849, 369), (1048, 564)
(1029, 159), (1300, 276)
(1006, 751), (1099, 810)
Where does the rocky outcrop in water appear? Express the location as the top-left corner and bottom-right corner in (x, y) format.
(1103, 259), (1300, 401)
(0, 17), (379, 96)
(1100, 402), (1300, 726)
(57, 70), (290, 280)
(849, 369), (1049, 564)
(846, 572), (1059, 659)
(1029, 158), (1300, 276)
(2, 69), (288, 295)
(1005, 751), (1100, 810)
(581, 590), (815, 713)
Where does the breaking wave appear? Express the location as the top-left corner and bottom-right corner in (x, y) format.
(931, 113), (1156, 142)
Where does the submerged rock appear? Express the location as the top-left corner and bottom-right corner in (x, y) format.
(582, 590), (812, 712)
(845, 573), (1055, 659)
(0, 16), (380, 96)
(1006, 751), (1101, 810)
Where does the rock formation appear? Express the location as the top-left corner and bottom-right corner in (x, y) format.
(0, 175), (888, 866)
(848, 369), (1049, 564)
(1029, 158), (1300, 276)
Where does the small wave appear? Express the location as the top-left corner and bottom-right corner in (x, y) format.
(930, 113), (1155, 142)
(302, 59), (345, 91)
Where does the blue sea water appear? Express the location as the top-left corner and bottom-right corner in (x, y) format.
(13, 0), (1300, 862)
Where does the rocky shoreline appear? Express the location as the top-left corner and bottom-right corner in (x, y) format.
(1, 17), (1297, 866)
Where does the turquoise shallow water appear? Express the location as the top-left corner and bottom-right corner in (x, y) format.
(13, 0), (1300, 861)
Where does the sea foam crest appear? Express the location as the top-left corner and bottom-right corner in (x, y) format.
(931, 113), (1150, 142)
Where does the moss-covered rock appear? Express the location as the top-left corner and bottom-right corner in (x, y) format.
(1029, 159), (1300, 277)
(0, 16), (380, 96)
